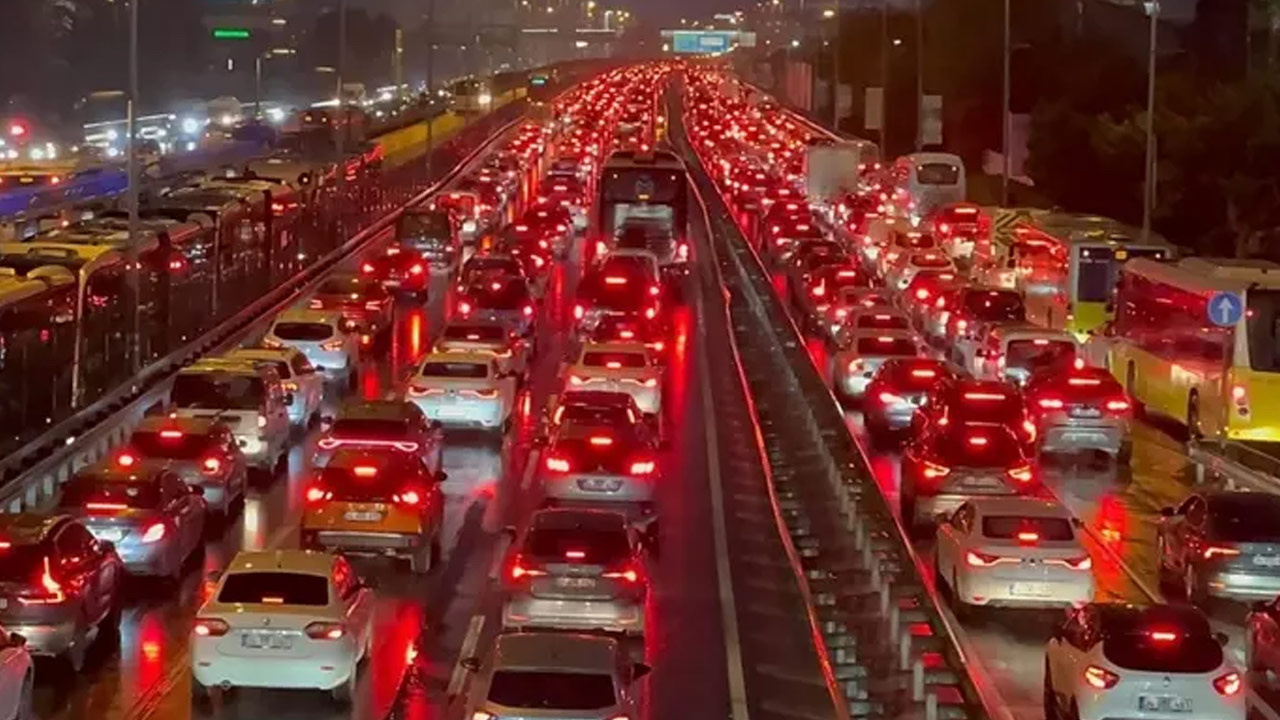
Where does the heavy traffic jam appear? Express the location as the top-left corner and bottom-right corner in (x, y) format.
(0, 57), (1274, 720)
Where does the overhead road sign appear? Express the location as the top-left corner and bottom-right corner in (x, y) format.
(667, 30), (736, 54)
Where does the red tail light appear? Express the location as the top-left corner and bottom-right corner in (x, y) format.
(603, 561), (643, 584)
(320, 338), (344, 351)
(522, 304), (534, 317)
(116, 452), (137, 468)
(1203, 545), (1241, 560)
(304, 622), (345, 640)
(545, 455), (571, 472)
(649, 284), (661, 297)
(305, 485), (332, 502)
(394, 489), (423, 506)
(409, 263), (425, 275)
(201, 456), (222, 475)
(1084, 665), (1119, 690)
(1016, 531), (1040, 544)
(361, 263), (375, 274)
(194, 618), (230, 637)
(573, 304), (585, 320)
(1105, 398), (1130, 413)
(458, 301), (472, 315)
(921, 461), (951, 480)
(1047, 555), (1093, 570)
(353, 465), (378, 478)
(19, 557), (65, 605)
(811, 284), (826, 298)
(1006, 465), (1034, 483)
(1037, 397), (1065, 410)
(966, 550), (1014, 567)
(510, 555), (547, 581)
(140, 522), (166, 544)
(1214, 671), (1242, 696)
(629, 460), (656, 475)
(644, 307), (657, 320)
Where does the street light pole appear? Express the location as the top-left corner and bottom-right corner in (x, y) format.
(1001, 0), (1011, 206)
(425, 0), (436, 180)
(254, 55), (263, 119)
(127, 0), (141, 372)
(830, 4), (841, 130)
(1141, 0), (1158, 241)
(335, 0), (347, 196)
(880, 0), (890, 154)
(914, 0), (924, 151)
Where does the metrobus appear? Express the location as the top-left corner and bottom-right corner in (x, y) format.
(528, 70), (559, 104)
(1107, 257), (1280, 442)
(991, 212), (1175, 337)
(449, 78), (493, 115)
(0, 267), (76, 455)
(596, 150), (689, 252)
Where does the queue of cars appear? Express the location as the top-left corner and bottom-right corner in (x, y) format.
(685, 69), (1252, 720)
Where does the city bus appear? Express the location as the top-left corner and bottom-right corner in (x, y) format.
(528, 70), (559, 104)
(597, 150), (689, 255)
(1106, 257), (1280, 442)
(991, 212), (1175, 337)
(0, 267), (77, 455)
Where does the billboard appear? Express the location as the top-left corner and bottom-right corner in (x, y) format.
(670, 31), (735, 54)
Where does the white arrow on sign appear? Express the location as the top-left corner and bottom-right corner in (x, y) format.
(1213, 296), (1237, 325)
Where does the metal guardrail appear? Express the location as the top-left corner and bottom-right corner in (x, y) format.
(0, 110), (530, 514)
(672, 88), (997, 719)
(1188, 440), (1280, 494)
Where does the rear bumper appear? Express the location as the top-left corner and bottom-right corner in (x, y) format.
(410, 397), (506, 428)
(192, 642), (357, 691)
(503, 595), (645, 634)
(5, 618), (77, 656)
(306, 529), (423, 558)
(1205, 569), (1280, 600)
(542, 473), (655, 505)
(1040, 421), (1127, 455)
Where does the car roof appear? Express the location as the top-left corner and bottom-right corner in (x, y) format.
(226, 549), (334, 576)
(179, 360), (265, 378)
(0, 513), (68, 545)
(989, 324), (1078, 342)
(335, 399), (419, 421)
(419, 351), (494, 365)
(492, 632), (620, 672)
(276, 308), (342, 324)
(969, 497), (1071, 519)
(530, 507), (628, 532)
(135, 415), (222, 435)
(579, 341), (649, 355)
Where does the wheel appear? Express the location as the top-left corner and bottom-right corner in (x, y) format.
(1067, 700), (1081, 720)
(331, 662), (357, 703)
(409, 536), (434, 575)
(191, 677), (213, 704)
(1115, 441), (1133, 466)
(1043, 660), (1060, 720)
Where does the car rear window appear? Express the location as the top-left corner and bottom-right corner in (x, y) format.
(318, 278), (386, 297)
(272, 322), (334, 341)
(952, 389), (1021, 421)
(582, 352), (646, 369)
(895, 234), (936, 250)
(1007, 339), (1076, 370)
(330, 418), (410, 440)
(486, 670), (616, 710)
(171, 374), (265, 411)
(881, 360), (950, 389)
(128, 430), (214, 459)
(963, 291), (1025, 321)
(936, 425), (1022, 467)
(1100, 607), (1223, 673)
(218, 572), (330, 606)
(316, 465), (408, 501)
(981, 516), (1074, 541)
(525, 527), (631, 564)
(855, 337), (918, 356)
(916, 162), (960, 185)
(420, 362), (489, 379)
(1208, 494), (1280, 543)
(61, 478), (162, 509)
(442, 325), (505, 342)
(855, 314), (910, 330)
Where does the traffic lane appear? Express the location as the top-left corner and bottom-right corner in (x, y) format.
(29, 278), (498, 720)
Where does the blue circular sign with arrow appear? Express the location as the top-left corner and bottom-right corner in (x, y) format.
(1207, 291), (1244, 328)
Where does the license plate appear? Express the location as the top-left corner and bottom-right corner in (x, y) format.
(556, 577), (597, 589)
(1009, 582), (1052, 597)
(1070, 407), (1102, 419)
(955, 475), (1003, 490)
(1254, 555), (1280, 567)
(93, 528), (125, 542)
(241, 631), (294, 650)
(436, 406), (467, 416)
(344, 511), (383, 522)
(1138, 695), (1191, 713)
(577, 477), (623, 492)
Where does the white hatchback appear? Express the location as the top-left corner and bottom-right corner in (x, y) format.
(406, 352), (518, 430)
(191, 550), (375, 703)
(263, 309), (359, 384)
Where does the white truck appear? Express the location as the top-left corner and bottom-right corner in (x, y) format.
(804, 139), (877, 209)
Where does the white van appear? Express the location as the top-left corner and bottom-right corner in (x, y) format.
(168, 359), (292, 477)
(895, 152), (966, 219)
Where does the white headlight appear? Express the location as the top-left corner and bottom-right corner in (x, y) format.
(180, 117), (200, 135)
(106, 129), (119, 141)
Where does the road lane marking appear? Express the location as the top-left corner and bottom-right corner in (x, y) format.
(695, 287), (752, 720)
(447, 613), (486, 699)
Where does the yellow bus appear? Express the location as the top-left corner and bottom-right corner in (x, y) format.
(1107, 257), (1280, 442)
(994, 212), (1175, 338)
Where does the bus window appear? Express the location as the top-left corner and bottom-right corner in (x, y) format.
(1247, 290), (1280, 371)
(916, 163), (960, 185)
(1076, 247), (1116, 303)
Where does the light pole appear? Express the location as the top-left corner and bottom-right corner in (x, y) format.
(1001, 0), (1011, 206)
(1141, 0), (1159, 240)
(425, 0), (436, 180)
(824, 6), (839, 130)
(880, 0), (890, 154)
(127, 0), (141, 372)
(335, 0), (347, 195)
(914, 0), (924, 151)
(254, 55), (264, 119)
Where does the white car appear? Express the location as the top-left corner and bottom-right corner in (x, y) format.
(970, 324), (1081, 386)
(191, 550), (375, 703)
(406, 352), (518, 431)
(888, 250), (956, 293)
(563, 342), (663, 433)
(263, 309), (359, 384)
(432, 321), (530, 379)
(225, 346), (325, 430)
(831, 330), (923, 401)
(1044, 603), (1244, 720)
(0, 629), (31, 720)
(934, 497), (1094, 613)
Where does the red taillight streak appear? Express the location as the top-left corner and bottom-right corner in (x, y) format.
(194, 618), (230, 637)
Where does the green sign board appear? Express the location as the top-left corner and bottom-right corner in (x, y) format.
(212, 28), (251, 40)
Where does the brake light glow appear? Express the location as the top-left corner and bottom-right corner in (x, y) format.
(194, 618), (230, 637)
(1068, 377), (1102, 386)
(629, 460), (656, 475)
(1084, 665), (1119, 690)
(1203, 545), (1241, 560)
(1214, 671), (1242, 696)
(909, 368), (937, 379)
(1006, 465), (1034, 483)
(967, 436), (989, 447)
(545, 456), (571, 472)
(966, 550), (1014, 567)
(963, 392), (1006, 401)
(141, 522), (166, 543)
(1016, 531), (1039, 544)
(458, 301), (472, 315)
(361, 263), (375, 274)
(305, 622), (346, 640)
(604, 276), (627, 285)
(878, 392), (903, 404)
(1037, 397), (1065, 410)
(305, 485), (332, 502)
(86, 502), (128, 511)
(1105, 399), (1131, 412)
(510, 556), (547, 580)
(522, 304), (535, 317)
(395, 489), (422, 506)
(159, 429), (184, 439)
(921, 462), (951, 480)
(915, 289), (930, 300)
(602, 565), (641, 583)
(573, 304), (585, 320)
(589, 436), (614, 446)
(565, 550), (586, 560)
(410, 263), (425, 275)
(320, 338), (344, 351)
(116, 452), (137, 467)
(19, 557), (65, 605)
(353, 465), (378, 478)
(1047, 555), (1093, 570)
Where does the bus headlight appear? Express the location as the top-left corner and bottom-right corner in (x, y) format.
(180, 117), (201, 135)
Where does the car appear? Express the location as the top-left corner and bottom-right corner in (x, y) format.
(1246, 596), (1280, 683)
(914, 378), (1038, 451)
(502, 508), (648, 634)
(900, 268), (960, 311)
(0, 514), (124, 672)
(930, 203), (988, 263)
(970, 324), (1081, 386)
(191, 550), (376, 702)
(521, 200), (576, 256)
(934, 497), (1094, 615)
(316, 399), (445, 468)
(263, 309), (359, 384)
(540, 390), (651, 444)
(114, 416), (248, 515)
(540, 176), (590, 232)
(612, 219), (690, 289)
(794, 264), (864, 332)
(900, 422), (1036, 531)
(540, 422), (660, 527)
(1158, 490), (1280, 605)
(836, 306), (913, 338)
(57, 462), (207, 579)
(756, 199), (813, 248)
(831, 330), (923, 403)
(168, 359), (292, 478)
(456, 272), (537, 338)
(396, 205), (460, 271)
(573, 267), (662, 334)
(875, 229), (937, 281)
(563, 342), (663, 436)
(762, 218), (823, 265)
(461, 632), (650, 720)
(862, 358), (957, 445)
(886, 250), (955, 293)
(433, 321), (530, 379)
(0, 629), (31, 720)
(945, 289), (1027, 365)
(359, 244), (430, 299)
(225, 346), (325, 430)
(584, 314), (668, 361)
(1043, 603), (1243, 720)
(816, 287), (897, 341)
(301, 449), (445, 573)
(496, 223), (555, 280)
(458, 254), (530, 295)
(307, 273), (394, 347)
(785, 239), (850, 299)
(406, 352), (518, 431)
(1025, 367), (1132, 460)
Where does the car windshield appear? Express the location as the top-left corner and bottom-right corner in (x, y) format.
(951, 389), (1022, 422)
(171, 374), (265, 410)
(217, 572), (329, 606)
(128, 430), (214, 460)
(486, 670), (616, 710)
(582, 352), (646, 369)
(882, 361), (949, 389)
(525, 526), (631, 564)
(420, 362), (489, 379)
(329, 418), (411, 440)
(1006, 339), (1076, 372)
(1100, 606), (1223, 673)
(964, 291), (1025, 321)
(936, 425), (1022, 467)
(916, 162), (960, 185)
(272, 322), (334, 341)
(854, 337), (918, 356)
(981, 515), (1074, 541)
(61, 478), (162, 509)
(1208, 494), (1280, 543)
(466, 279), (529, 309)
(316, 464), (411, 501)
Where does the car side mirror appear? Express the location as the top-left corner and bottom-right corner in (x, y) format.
(7, 633), (24, 648)
(460, 656), (481, 673)
(1214, 631), (1229, 647)
(632, 662), (651, 680)
(1159, 506), (1175, 518)
(190, 485), (206, 497)
(434, 470), (448, 484)
(284, 392), (295, 407)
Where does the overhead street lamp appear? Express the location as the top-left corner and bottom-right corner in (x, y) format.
(1141, 0), (1159, 241)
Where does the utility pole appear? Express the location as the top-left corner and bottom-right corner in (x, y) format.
(127, 0), (141, 372)
(393, 28), (404, 90)
(425, 0), (436, 180)
(1001, 0), (1011, 206)
(254, 54), (263, 119)
(1141, 0), (1159, 241)
(880, 0), (890, 155)
(914, 0), (924, 151)
(830, 3), (841, 130)
(336, 0), (348, 197)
